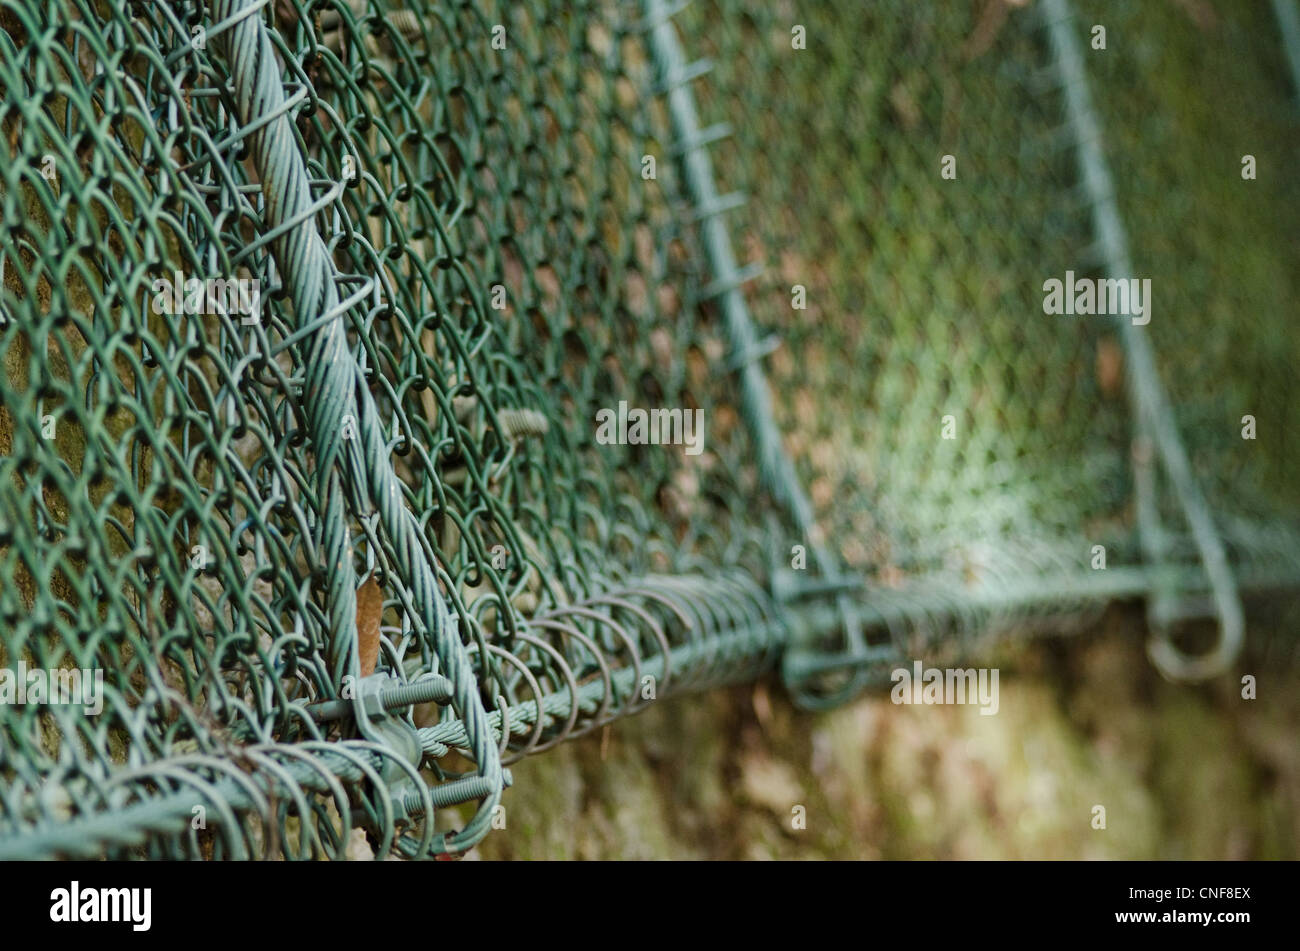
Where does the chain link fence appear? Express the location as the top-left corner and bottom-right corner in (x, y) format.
(0, 0), (1297, 858)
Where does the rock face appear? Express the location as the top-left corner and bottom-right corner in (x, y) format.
(472, 618), (1299, 860)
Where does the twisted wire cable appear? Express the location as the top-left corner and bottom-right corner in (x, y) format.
(207, 0), (502, 851)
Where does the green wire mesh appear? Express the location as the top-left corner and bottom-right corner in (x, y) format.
(0, 0), (1297, 858)
(0, 0), (801, 859)
(670, 0), (1300, 700)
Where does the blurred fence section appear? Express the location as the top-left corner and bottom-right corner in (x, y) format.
(669, 0), (1300, 701)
